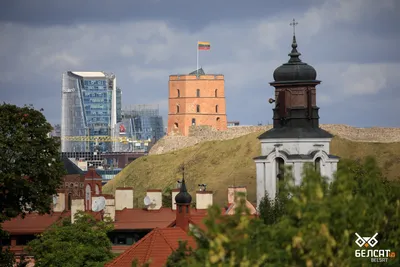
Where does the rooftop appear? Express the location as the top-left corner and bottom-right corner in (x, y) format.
(70, 71), (107, 78)
(105, 227), (197, 267)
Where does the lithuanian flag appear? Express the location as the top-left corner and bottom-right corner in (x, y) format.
(198, 41), (211, 50)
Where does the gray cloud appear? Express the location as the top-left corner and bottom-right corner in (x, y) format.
(1, 0), (399, 127)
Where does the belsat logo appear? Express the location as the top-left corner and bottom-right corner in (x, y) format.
(355, 233), (379, 248)
(354, 233), (396, 263)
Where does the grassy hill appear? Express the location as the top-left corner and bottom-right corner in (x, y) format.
(102, 131), (400, 206)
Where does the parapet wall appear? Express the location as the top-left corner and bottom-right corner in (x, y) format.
(149, 124), (400, 155)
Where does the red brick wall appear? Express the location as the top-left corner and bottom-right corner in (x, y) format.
(168, 74), (228, 136)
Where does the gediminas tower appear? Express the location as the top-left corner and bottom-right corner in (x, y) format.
(168, 68), (227, 136)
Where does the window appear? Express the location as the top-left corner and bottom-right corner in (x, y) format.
(174, 123), (179, 128)
(176, 105), (180, 113)
(216, 117), (220, 122)
(192, 118), (196, 126)
(16, 235), (36, 246)
(68, 193), (72, 210)
(215, 89), (218, 97)
(196, 105), (200, 113)
(177, 89), (180, 97)
(215, 105), (218, 113)
(276, 157), (285, 181)
(315, 157), (321, 174)
(196, 89), (200, 97)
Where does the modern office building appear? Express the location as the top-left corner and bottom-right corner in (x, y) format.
(61, 71), (122, 153)
(113, 105), (165, 152)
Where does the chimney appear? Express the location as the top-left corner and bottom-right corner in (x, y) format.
(115, 187), (134, 210)
(196, 184), (213, 209)
(228, 186), (247, 205)
(146, 189), (162, 210)
(53, 192), (66, 212)
(71, 197), (85, 223)
(171, 189), (180, 210)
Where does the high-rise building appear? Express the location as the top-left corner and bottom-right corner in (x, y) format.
(113, 105), (165, 152)
(167, 68), (228, 136)
(61, 71), (121, 153)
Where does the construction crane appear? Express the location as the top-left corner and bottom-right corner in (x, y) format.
(61, 135), (150, 144)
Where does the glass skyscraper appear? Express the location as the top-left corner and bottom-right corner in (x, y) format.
(61, 71), (121, 153)
(113, 105), (165, 152)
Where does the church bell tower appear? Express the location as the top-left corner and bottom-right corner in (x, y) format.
(254, 19), (339, 206)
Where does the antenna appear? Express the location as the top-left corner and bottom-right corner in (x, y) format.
(52, 195), (58, 205)
(143, 195), (152, 207)
(92, 196), (106, 212)
(198, 184), (207, 191)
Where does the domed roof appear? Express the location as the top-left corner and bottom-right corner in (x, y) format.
(273, 35), (317, 83)
(175, 178), (192, 204)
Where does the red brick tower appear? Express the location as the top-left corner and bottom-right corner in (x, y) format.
(168, 68), (228, 136)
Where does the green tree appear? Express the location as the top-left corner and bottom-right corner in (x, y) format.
(0, 103), (65, 265)
(27, 211), (115, 267)
(167, 157), (400, 266)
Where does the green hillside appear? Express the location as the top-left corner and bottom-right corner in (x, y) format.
(102, 131), (400, 206)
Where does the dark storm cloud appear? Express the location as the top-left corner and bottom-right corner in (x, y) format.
(1, 0), (399, 127)
(1, 0), (312, 28)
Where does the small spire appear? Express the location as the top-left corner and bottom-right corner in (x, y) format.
(288, 19), (302, 63)
(179, 162), (188, 193)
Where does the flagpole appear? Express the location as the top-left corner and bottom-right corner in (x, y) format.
(196, 41), (199, 77)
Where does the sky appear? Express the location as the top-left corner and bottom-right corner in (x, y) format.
(1, 0), (399, 127)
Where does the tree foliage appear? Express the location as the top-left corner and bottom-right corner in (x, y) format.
(0, 103), (66, 265)
(168, 157), (400, 266)
(0, 103), (65, 221)
(27, 211), (115, 267)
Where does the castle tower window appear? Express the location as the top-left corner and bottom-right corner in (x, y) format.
(176, 105), (180, 113)
(196, 89), (200, 97)
(215, 105), (218, 113)
(215, 89), (218, 97)
(196, 105), (200, 113)
(177, 89), (180, 98)
(192, 118), (196, 126)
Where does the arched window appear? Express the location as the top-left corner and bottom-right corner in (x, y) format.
(196, 105), (200, 113)
(196, 89), (200, 97)
(192, 118), (196, 126)
(276, 157), (285, 181)
(216, 117), (220, 122)
(95, 184), (100, 195)
(176, 105), (180, 113)
(68, 193), (72, 210)
(174, 123), (179, 128)
(215, 89), (218, 97)
(215, 105), (218, 113)
(315, 157), (321, 174)
(177, 89), (180, 98)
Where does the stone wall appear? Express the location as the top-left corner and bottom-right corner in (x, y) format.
(149, 124), (400, 155)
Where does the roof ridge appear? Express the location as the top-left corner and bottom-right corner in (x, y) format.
(144, 228), (160, 263)
(158, 227), (184, 250)
(106, 228), (156, 266)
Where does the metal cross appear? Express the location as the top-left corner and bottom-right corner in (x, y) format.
(290, 18), (298, 36)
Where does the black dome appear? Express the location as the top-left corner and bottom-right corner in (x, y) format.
(273, 35), (317, 82)
(175, 178), (192, 204)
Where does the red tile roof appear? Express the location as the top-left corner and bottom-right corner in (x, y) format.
(114, 208), (208, 230)
(105, 227), (196, 267)
(1, 211), (71, 234)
